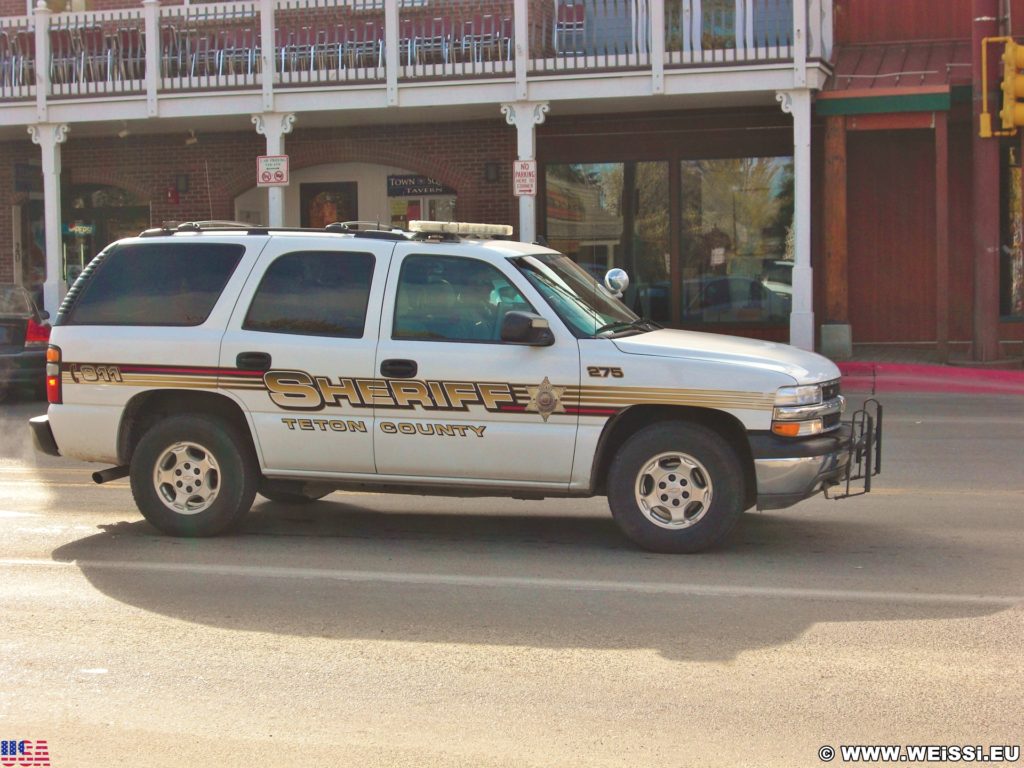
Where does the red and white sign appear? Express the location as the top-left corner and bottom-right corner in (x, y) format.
(257, 155), (289, 187)
(513, 160), (537, 197)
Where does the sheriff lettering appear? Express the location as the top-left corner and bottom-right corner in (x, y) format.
(265, 370), (517, 413)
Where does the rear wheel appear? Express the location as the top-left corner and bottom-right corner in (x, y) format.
(129, 415), (258, 537)
(607, 422), (745, 553)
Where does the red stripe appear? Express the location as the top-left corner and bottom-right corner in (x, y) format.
(567, 407), (618, 416)
(498, 404), (527, 412)
(120, 365), (264, 378)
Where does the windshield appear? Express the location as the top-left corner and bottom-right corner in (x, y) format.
(512, 253), (644, 338)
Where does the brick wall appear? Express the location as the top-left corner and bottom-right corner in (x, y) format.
(0, 118), (517, 283)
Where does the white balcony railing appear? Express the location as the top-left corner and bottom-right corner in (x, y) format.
(0, 0), (829, 104)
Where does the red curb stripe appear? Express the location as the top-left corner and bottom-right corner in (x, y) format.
(838, 361), (1024, 395)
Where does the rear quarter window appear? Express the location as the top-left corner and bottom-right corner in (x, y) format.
(63, 243), (245, 326)
(243, 250), (375, 338)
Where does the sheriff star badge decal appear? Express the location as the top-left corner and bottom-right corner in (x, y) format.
(525, 377), (566, 422)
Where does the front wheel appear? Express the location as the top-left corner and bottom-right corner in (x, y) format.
(130, 415), (258, 537)
(607, 422), (745, 553)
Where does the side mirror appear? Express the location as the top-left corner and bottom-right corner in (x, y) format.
(604, 268), (629, 298)
(500, 311), (555, 346)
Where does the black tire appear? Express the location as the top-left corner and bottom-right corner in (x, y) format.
(258, 481), (331, 504)
(607, 422), (745, 554)
(129, 414), (258, 537)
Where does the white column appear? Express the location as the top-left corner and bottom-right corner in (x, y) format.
(501, 101), (549, 243)
(143, 0), (159, 116)
(259, 0), (275, 111)
(384, 0), (398, 105)
(650, 0), (664, 93)
(33, 0), (51, 123)
(793, 0), (807, 86)
(777, 90), (814, 351)
(28, 123), (69, 317)
(513, 0), (528, 100)
(251, 112), (295, 227)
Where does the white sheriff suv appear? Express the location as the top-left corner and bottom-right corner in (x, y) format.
(30, 220), (881, 553)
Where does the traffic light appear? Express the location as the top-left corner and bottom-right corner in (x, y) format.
(1001, 39), (1024, 131)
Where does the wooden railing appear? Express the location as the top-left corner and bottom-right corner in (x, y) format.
(0, 0), (828, 103)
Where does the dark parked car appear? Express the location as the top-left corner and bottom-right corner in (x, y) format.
(0, 285), (50, 402)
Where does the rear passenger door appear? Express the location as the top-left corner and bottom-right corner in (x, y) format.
(220, 237), (393, 474)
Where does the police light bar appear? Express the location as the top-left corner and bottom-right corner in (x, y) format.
(409, 220), (514, 238)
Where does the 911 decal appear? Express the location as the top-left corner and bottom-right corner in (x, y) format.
(67, 364), (123, 383)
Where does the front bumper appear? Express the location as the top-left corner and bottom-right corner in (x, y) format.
(752, 401), (882, 510)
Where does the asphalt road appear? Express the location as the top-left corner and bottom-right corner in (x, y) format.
(1, 392), (1022, 767)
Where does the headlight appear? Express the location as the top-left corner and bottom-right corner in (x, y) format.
(774, 385), (822, 406)
(771, 383), (843, 438)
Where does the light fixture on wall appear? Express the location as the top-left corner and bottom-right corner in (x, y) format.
(116, 121), (130, 139)
(185, 129), (199, 146)
(484, 162), (499, 183)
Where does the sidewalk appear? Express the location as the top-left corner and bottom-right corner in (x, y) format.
(836, 344), (1024, 394)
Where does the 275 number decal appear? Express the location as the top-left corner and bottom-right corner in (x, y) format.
(587, 366), (624, 378)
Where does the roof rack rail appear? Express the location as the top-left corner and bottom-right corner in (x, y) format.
(178, 220), (254, 231)
(139, 220), (266, 237)
(324, 221), (408, 240)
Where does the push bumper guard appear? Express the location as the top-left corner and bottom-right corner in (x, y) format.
(752, 399), (883, 510)
(824, 399), (883, 500)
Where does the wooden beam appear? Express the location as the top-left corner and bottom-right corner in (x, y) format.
(935, 111), (950, 361)
(823, 115), (849, 324)
(848, 112), (937, 131)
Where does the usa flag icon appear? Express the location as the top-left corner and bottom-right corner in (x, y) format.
(0, 740), (50, 767)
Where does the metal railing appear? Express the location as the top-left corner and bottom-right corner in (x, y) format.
(665, 0), (794, 65)
(0, 0), (825, 104)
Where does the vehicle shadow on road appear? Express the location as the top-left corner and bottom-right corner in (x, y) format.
(49, 497), (1013, 662)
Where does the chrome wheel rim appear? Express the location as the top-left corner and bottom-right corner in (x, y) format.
(634, 451), (713, 529)
(153, 441), (220, 515)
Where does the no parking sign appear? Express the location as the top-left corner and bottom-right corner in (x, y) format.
(257, 155), (289, 187)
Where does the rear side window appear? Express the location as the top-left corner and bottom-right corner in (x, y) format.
(64, 243), (244, 326)
(243, 251), (375, 338)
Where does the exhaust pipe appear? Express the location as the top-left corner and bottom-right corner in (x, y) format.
(92, 465), (129, 485)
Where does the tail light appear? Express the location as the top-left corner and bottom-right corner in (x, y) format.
(46, 345), (62, 404)
(25, 318), (51, 347)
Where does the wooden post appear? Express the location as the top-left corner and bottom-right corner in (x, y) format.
(824, 115), (848, 324)
(935, 111), (950, 361)
(972, 0), (1001, 360)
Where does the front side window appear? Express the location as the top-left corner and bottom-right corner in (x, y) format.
(393, 255), (534, 343)
(66, 242), (243, 326)
(513, 252), (645, 338)
(244, 251), (375, 338)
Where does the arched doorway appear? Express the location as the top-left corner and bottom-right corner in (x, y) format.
(62, 184), (150, 282)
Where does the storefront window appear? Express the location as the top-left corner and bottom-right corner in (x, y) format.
(63, 184), (149, 284)
(680, 156), (793, 324)
(545, 161), (670, 323)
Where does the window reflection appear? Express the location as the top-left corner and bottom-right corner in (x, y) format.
(545, 161), (671, 323)
(680, 157), (794, 324)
